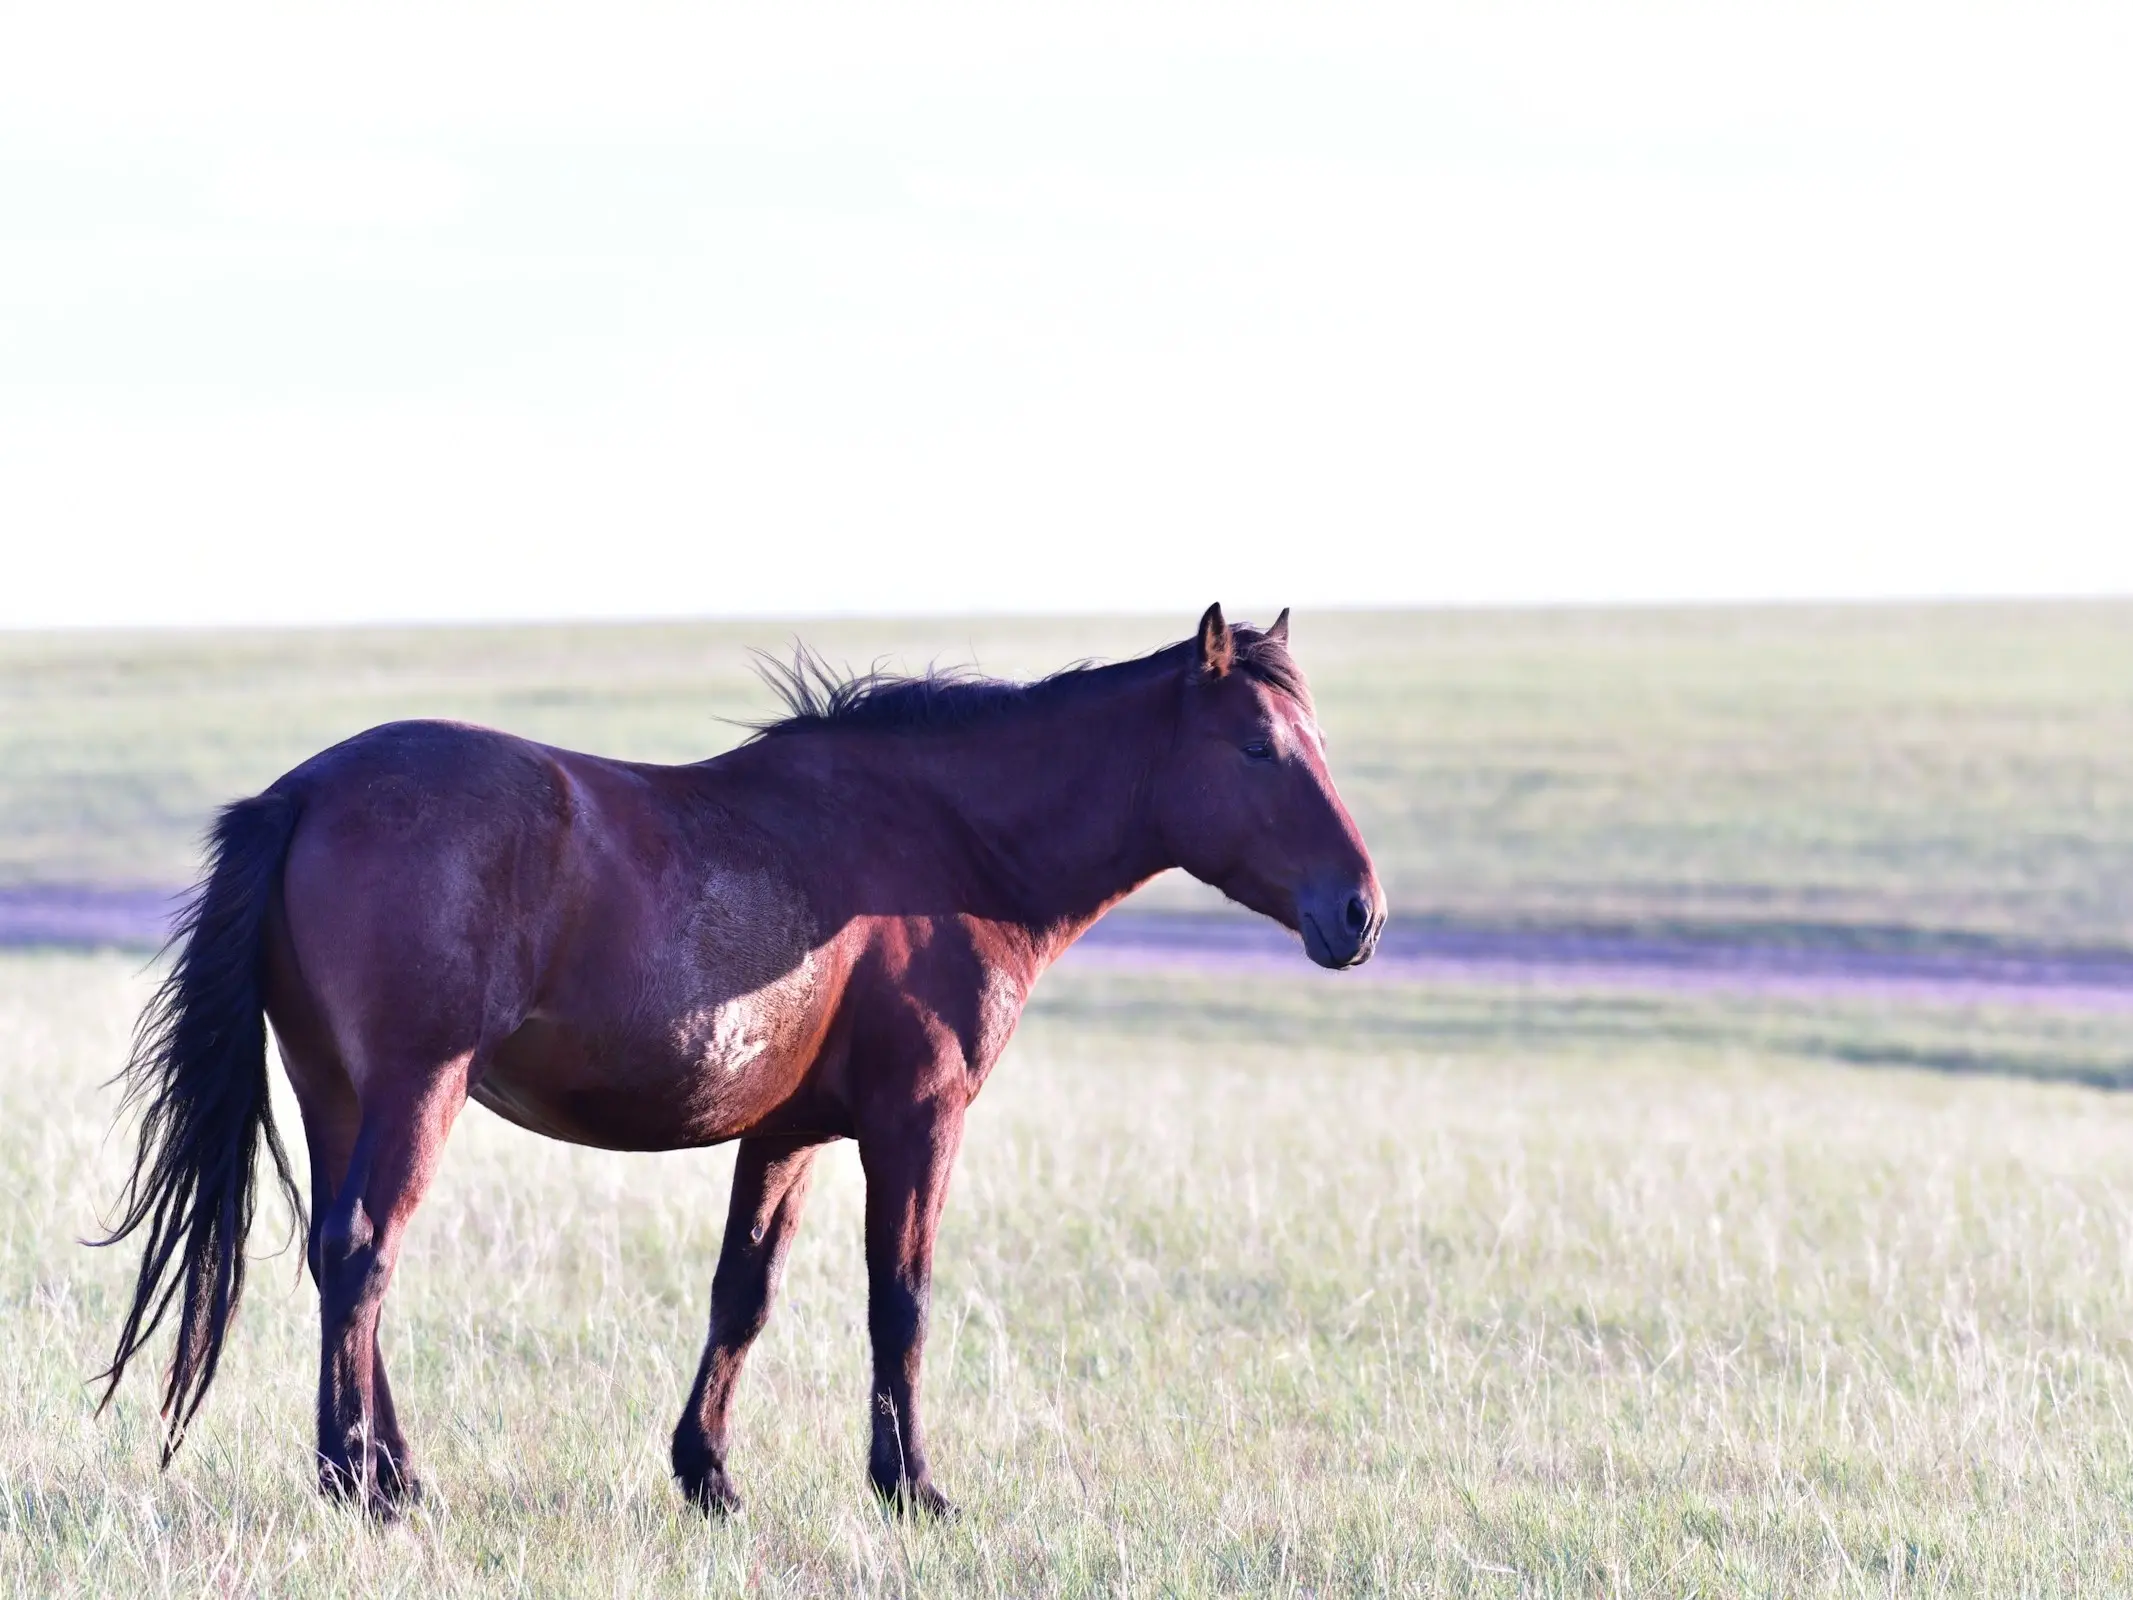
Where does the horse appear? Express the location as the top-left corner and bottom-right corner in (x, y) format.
(94, 604), (1384, 1518)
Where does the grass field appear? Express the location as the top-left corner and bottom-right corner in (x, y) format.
(7, 603), (2133, 944)
(7, 952), (2133, 1596)
(6, 606), (2133, 1594)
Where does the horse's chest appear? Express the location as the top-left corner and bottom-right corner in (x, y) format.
(961, 964), (1026, 1092)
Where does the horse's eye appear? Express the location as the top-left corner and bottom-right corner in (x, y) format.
(1242, 740), (1274, 761)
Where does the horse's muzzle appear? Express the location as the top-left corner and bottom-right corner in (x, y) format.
(1300, 886), (1383, 970)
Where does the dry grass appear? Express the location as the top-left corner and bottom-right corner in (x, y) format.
(7, 952), (2133, 1595)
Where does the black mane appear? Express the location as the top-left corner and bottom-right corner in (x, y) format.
(746, 625), (1309, 741)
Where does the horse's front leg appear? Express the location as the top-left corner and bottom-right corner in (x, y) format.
(858, 1096), (966, 1516)
(672, 1134), (827, 1513)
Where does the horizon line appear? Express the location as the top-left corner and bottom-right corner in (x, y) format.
(7, 590), (2133, 639)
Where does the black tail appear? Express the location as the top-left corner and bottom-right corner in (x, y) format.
(93, 791), (307, 1462)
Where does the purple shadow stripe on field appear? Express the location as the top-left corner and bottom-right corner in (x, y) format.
(9, 889), (2133, 1014)
(0, 886), (181, 949)
(1066, 913), (2133, 1015)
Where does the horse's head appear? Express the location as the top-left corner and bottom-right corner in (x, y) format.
(1153, 604), (1385, 969)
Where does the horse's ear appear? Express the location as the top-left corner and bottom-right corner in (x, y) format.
(1265, 607), (1290, 644)
(1195, 603), (1234, 678)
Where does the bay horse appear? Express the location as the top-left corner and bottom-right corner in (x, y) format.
(95, 604), (1383, 1517)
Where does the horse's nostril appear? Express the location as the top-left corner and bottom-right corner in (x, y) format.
(1344, 894), (1370, 934)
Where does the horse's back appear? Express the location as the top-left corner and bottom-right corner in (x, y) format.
(277, 718), (587, 907)
(262, 720), (840, 1146)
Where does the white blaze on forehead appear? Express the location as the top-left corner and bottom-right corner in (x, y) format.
(1274, 699), (1327, 756)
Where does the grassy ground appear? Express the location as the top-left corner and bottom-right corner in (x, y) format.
(7, 607), (2132, 1592)
(8, 951), (2133, 1596)
(7, 603), (2133, 943)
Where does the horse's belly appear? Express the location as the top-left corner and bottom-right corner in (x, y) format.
(474, 986), (825, 1152)
(470, 852), (840, 1151)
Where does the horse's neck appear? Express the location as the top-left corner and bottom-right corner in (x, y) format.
(917, 675), (1177, 957)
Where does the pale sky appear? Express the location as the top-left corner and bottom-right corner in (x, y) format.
(2, 3), (2128, 627)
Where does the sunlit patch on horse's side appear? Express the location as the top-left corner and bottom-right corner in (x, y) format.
(674, 1001), (769, 1075)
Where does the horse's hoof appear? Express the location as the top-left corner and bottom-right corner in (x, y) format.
(678, 1463), (743, 1516)
(317, 1455), (422, 1520)
(872, 1473), (958, 1520)
(373, 1452), (422, 1510)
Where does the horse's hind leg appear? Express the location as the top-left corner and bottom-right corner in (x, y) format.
(283, 1037), (424, 1508)
(313, 1060), (469, 1516)
(672, 1135), (826, 1513)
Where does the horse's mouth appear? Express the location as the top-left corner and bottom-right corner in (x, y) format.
(1301, 912), (1375, 971)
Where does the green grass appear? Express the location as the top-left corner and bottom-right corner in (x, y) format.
(8, 951), (2133, 1595)
(7, 603), (2133, 943)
